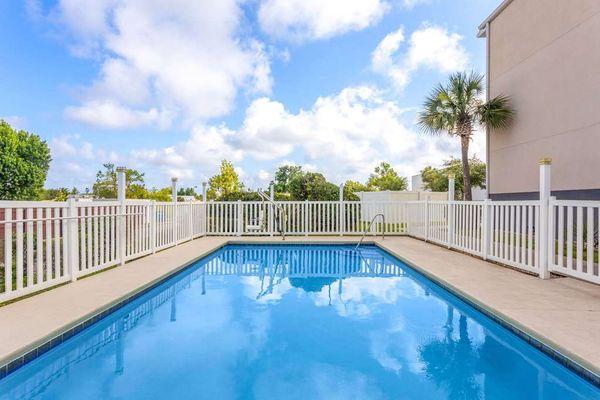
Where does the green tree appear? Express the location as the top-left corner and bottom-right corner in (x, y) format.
(418, 71), (514, 200)
(40, 187), (79, 201)
(421, 157), (486, 200)
(288, 172), (338, 201)
(274, 165), (303, 194)
(207, 160), (243, 199)
(343, 180), (368, 201)
(366, 162), (407, 191)
(0, 120), (51, 200)
(92, 163), (148, 199)
(147, 187), (172, 202)
(178, 187), (198, 198)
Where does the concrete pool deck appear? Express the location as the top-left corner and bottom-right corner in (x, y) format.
(1, 236), (599, 380)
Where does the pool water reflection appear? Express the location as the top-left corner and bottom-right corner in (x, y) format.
(1, 244), (598, 399)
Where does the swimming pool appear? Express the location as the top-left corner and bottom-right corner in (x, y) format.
(1, 244), (598, 399)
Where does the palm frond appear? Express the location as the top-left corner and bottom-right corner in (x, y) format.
(478, 94), (515, 130)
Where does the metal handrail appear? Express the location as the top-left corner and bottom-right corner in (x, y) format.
(355, 213), (385, 249)
(257, 190), (287, 240)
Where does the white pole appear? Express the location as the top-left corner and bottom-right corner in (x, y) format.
(539, 158), (552, 279)
(339, 183), (344, 236)
(117, 166), (126, 265)
(447, 173), (455, 248)
(269, 181), (274, 236)
(171, 177), (178, 245)
(482, 199), (491, 260)
(67, 198), (79, 281)
(202, 182), (207, 236)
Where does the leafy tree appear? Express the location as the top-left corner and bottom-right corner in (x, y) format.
(366, 162), (407, 191)
(218, 191), (262, 201)
(207, 160), (244, 199)
(418, 71), (514, 200)
(147, 187), (172, 202)
(289, 172), (338, 201)
(421, 157), (486, 200)
(92, 163), (148, 199)
(40, 187), (79, 201)
(0, 120), (51, 200)
(274, 165), (303, 194)
(343, 180), (368, 201)
(178, 187), (198, 198)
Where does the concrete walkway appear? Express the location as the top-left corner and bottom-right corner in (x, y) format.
(1, 236), (599, 378)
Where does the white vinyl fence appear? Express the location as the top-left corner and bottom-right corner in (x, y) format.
(1, 200), (206, 302)
(2, 179), (600, 302)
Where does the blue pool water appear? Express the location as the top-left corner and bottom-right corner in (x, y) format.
(1, 244), (599, 399)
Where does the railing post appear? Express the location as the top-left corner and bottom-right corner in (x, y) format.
(339, 183), (344, 236)
(237, 200), (243, 236)
(117, 166), (126, 265)
(67, 198), (79, 282)
(172, 177), (178, 245)
(482, 199), (491, 260)
(425, 196), (430, 242)
(202, 182), (207, 236)
(304, 200), (309, 236)
(269, 182), (274, 236)
(538, 158), (552, 279)
(447, 173), (455, 248)
(150, 201), (157, 253)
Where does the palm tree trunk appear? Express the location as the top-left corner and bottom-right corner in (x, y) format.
(460, 134), (472, 201)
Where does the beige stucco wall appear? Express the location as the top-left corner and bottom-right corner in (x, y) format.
(487, 0), (600, 195)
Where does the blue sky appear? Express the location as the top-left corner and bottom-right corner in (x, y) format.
(0, 0), (500, 190)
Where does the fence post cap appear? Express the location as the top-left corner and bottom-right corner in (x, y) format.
(171, 177), (178, 182)
(447, 173), (455, 179)
(116, 166), (127, 172)
(539, 157), (552, 165)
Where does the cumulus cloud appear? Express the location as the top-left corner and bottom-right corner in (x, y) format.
(132, 85), (477, 185)
(46, 0), (272, 128)
(258, 0), (390, 41)
(372, 24), (469, 90)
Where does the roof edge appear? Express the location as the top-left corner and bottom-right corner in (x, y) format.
(477, 0), (514, 37)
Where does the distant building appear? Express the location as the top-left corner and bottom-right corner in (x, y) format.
(479, 0), (600, 200)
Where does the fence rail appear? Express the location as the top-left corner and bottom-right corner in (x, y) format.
(2, 194), (599, 303)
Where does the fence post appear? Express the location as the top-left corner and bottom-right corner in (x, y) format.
(425, 196), (430, 241)
(447, 173), (455, 248)
(237, 200), (243, 236)
(304, 200), (309, 236)
(482, 199), (491, 260)
(171, 177), (178, 245)
(339, 184), (344, 236)
(117, 166), (126, 265)
(150, 201), (157, 253)
(538, 158), (552, 279)
(269, 182), (274, 236)
(67, 198), (79, 282)
(202, 182), (207, 236)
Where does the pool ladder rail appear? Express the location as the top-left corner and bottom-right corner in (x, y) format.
(257, 189), (288, 240)
(355, 213), (385, 250)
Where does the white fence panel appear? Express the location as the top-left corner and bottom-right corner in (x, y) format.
(549, 200), (600, 284)
(1, 202), (71, 302)
(487, 201), (539, 273)
(77, 202), (120, 277)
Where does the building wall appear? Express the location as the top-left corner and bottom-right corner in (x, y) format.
(487, 0), (600, 199)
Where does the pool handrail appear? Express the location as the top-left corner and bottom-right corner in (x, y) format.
(355, 213), (385, 249)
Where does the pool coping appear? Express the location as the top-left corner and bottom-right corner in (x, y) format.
(1, 236), (599, 389)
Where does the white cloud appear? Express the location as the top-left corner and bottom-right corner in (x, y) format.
(258, 0), (390, 41)
(132, 85), (473, 185)
(372, 24), (469, 90)
(49, 0), (272, 129)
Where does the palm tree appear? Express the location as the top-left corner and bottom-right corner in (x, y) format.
(418, 72), (514, 200)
